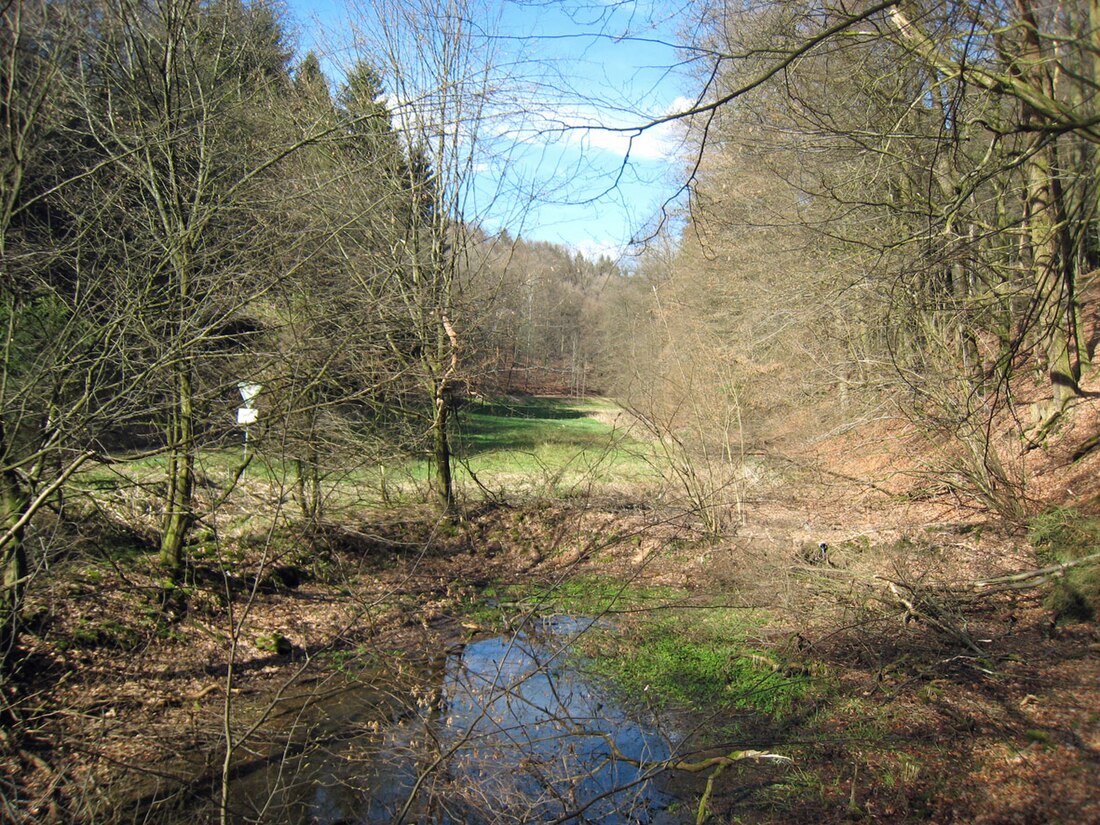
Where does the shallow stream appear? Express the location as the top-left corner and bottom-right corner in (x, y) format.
(230, 617), (696, 824)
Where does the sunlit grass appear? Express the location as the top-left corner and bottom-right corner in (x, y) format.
(71, 395), (660, 514)
(471, 573), (676, 619)
(581, 605), (813, 717)
(446, 395), (658, 493)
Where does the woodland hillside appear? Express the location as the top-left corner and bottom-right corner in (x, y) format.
(1, 0), (1100, 823)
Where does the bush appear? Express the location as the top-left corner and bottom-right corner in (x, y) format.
(1028, 508), (1100, 622)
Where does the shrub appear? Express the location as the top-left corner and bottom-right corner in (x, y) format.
(1028, 508), (1100, 622)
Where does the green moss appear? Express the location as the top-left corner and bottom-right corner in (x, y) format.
(59, 618), (143, 651)
(255, 632), (293, 655)
(77, 567), (104, 585)
(1028, 507), (1100, 622)
(1025, 728), (1054, 747)
(1047, 581), (1096, 623)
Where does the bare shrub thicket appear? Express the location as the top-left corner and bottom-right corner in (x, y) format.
(614, 0), (1100, 521)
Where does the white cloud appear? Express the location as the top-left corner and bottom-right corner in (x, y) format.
(575, 96), (693, 162)
(571, 237), (625, 263)
(500, 95), (692, 164)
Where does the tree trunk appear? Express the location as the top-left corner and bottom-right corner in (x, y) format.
(432, 383), (454, 516)
(296, 397), (323, 529)
(0, 426), (26, 668)
(1023, 142), (1080, 417)
(432, 311), (460, 517)
(296, 456), (322, 527)
(1015, 0), (1080, 416)
(1090, 0), (1100, 277)
(160, 361), (194, 578)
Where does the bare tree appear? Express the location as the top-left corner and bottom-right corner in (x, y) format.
(597, 0), (1100, 515)
(350, 0), (511, 515)
(75, 0), (308, 577)
(0, 0), (114, 671)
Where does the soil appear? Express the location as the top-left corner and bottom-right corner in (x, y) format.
(4, 390), (1100, 823)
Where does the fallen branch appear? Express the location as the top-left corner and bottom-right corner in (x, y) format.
(971, 551), (1100, 592)
(593, 735), (791, 825)
(876, 576), (986, 657)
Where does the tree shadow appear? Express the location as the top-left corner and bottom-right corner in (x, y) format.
(454, 396), (610, 458)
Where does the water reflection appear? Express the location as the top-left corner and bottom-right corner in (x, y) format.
(235, 617), (691, 824)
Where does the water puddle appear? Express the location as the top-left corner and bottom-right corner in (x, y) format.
(230, 617), (694, 824)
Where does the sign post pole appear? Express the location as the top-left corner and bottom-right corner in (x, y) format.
(236, 382), (262, 461)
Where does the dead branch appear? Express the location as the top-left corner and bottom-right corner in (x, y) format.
(971, 551), (1100, 592)
(875, 576), (986, 656)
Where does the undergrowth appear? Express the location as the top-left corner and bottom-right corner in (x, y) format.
(1028, 507), (1100, 622)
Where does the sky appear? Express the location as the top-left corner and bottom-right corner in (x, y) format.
(281, 0), (696, 262)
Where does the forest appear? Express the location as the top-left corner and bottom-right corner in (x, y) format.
(1, 0), (1099, 822)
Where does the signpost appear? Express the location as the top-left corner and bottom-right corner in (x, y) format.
(237, 382), (262, 458)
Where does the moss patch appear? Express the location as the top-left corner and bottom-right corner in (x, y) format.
(1028, 507), (1100, 622)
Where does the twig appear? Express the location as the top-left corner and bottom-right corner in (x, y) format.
(877, 577), (987, 657)
(972, 551), (1100, 590)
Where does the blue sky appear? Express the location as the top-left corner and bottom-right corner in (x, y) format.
(282, 0), (693, 262)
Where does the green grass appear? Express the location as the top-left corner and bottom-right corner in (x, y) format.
(444, 396), (657, 492)
(459, 577), (814, 717)
(531, 573), (675, 613)
(456, 397), (608, 454)
(583, 606), (813, 716)
(71, 395), (659, 524)
(73, 447), (294, 500)
(512, 573), (674, 613)
(461, 574), (676, 629)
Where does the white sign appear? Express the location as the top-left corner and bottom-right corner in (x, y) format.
(237, 407), (259, 425)
(238, 381), (262, 407)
